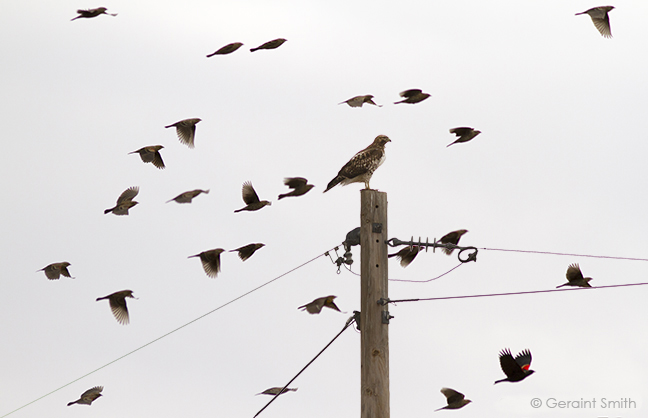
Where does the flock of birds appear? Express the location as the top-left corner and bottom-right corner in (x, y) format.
(54, 4), (612, 411)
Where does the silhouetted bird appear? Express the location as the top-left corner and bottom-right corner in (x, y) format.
(438, 229), (468, 255)
(104, 187), (139, 216)
(165, 118), (201, 148)
(447, 127), (481, 147)
(67, 386), (103, 406)
(207, 42), (243, 57)
(234, 182), (271, 212)
(230, 243), (265, 261)
(129, 145), (165, 169)
(189, 249), (225, 278)
(388, 246), (421, 268)
(298, 296), (341, 314)
(339, 95), (382, 108)
(394, 89), (430, 104)
(71, 8), (116, 21)
(576, 6), (614, 38)
(278, 177), (314, 199)
(494, 348), (535, 384)
(96, 290), (136, 325)
(324, 135), (391, 192)
(434, 387), (472, 411)
(250, 38), (287, 52)
(557, 264), (593, 288)
(166, 189), (209, 204)
(257, 387), (298, 396)
(37, 262), (73, 280)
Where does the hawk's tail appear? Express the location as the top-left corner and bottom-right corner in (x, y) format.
(323, 176), (343, 193)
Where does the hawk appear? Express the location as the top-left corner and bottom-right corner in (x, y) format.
(71, 8), (117, 21)
(323, 135), (391, 192)
(494, 348), (535, 384)
(557, 264), (593, 288)
(129, 145), (165, 169)
(339, 95), (382, 108)
(96, 290), (136, 325)
(67, 386), (103, 406)
(447, 127), (481, 147)
(104, 187), (139, 215)
(434, 388), (471, 411)
(250, 38), (287, 52)
(394, 89), (430, 104)
(165, 118), (201, 148)
(207, 42), (243, 57)
(37, 262), (74, 280)
(576, 6), (614, 38)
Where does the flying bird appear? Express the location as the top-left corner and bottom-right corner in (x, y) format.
(256, 387), (298, 396)
(71, 7), (116, 21)
(234, 182), (271, 212)
(298, 296), (341, 314)
(165, 118), (201, 148)
(447, 127), (481, 147)
(166, 189), (209, 204)
(67, 386), (103, 406)
(576, 6), (614, 38)
(434, 387), (471, 411)
(388, 246), (421, 268)
(129, 145), (165, 169)
(278, 177), (314, 199)
(250, 38), (287, 52)
(323, 135), (391, 192)
(37, 262), (73, 280)
(438, 229), (468, 255)
(207, 42), (244, 57)
(494, 348), (535, 384)
(230, 243), (265, 261)
(104, 187), (139, 216)
(189, 248), (225, 278)
(96, 290), (136, 325)
(394, 89), (430, 104)
(557, 264), (593, 288)
(339, 95), (382, 108)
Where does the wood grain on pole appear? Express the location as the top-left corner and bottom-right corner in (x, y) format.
(360, 189), (389, 418)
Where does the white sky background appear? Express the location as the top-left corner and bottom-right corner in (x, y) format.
(1, 0), (647, 417)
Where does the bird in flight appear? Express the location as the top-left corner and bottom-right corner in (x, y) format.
(234, 182), (271, 212)
(207, 42), (244, 57)
(394, 89), (430, 104)
(37, 262), (73, 280)
(438, 229), (468, 255)
(388, 246), (421, 268)
(494, 348), (535, 384)
(434, 387), (471, 411)
(447, 127), (481, 147)
(257, 387), (298, 396)
(96, 290), (136, 325)
(104, 187), (139, 216)
(166, 189), (210, 204)
(339, 95), (382, 108)
(129, 145), (165, 169)
(557, 264), (593, 288)
(189, 249), (225, 278)
(165, 118), (201, 148)
(230, 243), (265, 261)
(67, 386), (103, 406)
(71, 8), (116, 21)
(250, 38), (287, 52)
(278, 177), (314, 199)
(576, 6), (614, 38)
(324, 135), (391, 192)
(298, 296), (341, 314)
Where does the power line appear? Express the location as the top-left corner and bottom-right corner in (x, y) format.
(389, 263), (464, 283)
(0, 246), (339, 418)
(383, 281), (648, 304)
(480, 247), (648, 261)
(254, 316), (356, 418)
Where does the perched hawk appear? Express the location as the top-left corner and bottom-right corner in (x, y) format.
(323, 135), (391, 192)
(207, 42), (243, 57)
(576, 6), (614, 38)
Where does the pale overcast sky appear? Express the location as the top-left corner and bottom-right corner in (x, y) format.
(1, 1), (647, 417)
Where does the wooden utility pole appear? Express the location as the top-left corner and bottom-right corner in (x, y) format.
(360, 189), (390, 418)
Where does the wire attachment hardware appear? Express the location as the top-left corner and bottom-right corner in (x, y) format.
(385, 236), (478, 263)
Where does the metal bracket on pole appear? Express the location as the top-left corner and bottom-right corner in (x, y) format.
(384, 236), (478, 263)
